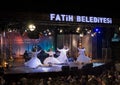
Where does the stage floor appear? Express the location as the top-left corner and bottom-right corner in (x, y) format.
(4, 58), (106, 74)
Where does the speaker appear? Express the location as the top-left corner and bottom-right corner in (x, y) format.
(81, 63), (93, 75)
(62, 66), (70, 72)
(82, 63), (93, 69)
(70, 67), (78, 71)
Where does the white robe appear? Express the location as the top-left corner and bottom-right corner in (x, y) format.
(24, 50), (42, 68)
(57, 48), (69, 63)
(76, 48), (91, 64)
(43, 51), (61, 65)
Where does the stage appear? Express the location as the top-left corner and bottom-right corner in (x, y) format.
(2, 58), (115, 83)
(3, 58), (106, 74)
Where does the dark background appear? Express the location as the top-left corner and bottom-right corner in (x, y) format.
(0, 0), (120, 18)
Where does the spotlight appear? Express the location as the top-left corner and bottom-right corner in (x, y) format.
(93, 27), (101, 34)
(79, 33), (83, 37)
(28, 24), (36, 31)
(95, 28), (99, 32)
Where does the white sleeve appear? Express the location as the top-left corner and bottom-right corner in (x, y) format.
(66, 48), (69, 51)
(57, 48), (61, 51)
(78, 48), (80, 51)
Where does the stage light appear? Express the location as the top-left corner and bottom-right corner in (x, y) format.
(91, 33), (96, 37)
(93, 27), (101, 34)
(91, 33), (94, 37)
(8, 28), (12, 32)
(98, 31), (101, 34)
(87, 30), (91, 34)
(119, 27), (120, 31)
(28, 24), (36, 31)
(95, 28), (99, 32)
(48, 32), (51, 35)
(79, 33), (83, 37)
(60, 29), (63, 33)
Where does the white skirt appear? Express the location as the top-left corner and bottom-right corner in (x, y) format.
(24, 56), (42, 68)
(76, 55), (91, 63)
(43, 57), (61, 65)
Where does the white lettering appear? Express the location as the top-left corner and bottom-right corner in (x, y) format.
(55, 14), (61, 21)
(93, 17), (98, 23)
(103, 18), (107, 23)
(86, 16), (90, 22)
(50, 13), (112, 24)
(99, 18), (103, 23)
(50, 13), (55, 20)
(82, 16), (86, 22)
(61, 14), (65, 21)
(76, 16), (81, 22)
(68, 15), (73, 21)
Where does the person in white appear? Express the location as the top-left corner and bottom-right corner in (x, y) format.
(76, 47), (91, 64)
(43, 48), (61, 65)
(57, 45), (69, 63)
(24, 49), (43, 68)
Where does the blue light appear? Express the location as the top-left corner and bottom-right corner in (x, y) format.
(94, 27), (101, 33)
(98, 31), (101, 34)
(95, 28), (99, 32)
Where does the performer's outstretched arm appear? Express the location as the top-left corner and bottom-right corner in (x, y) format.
(78, 48), (80, 51)
(37, 50), (41, 54)
(57, 48), (61, 51)
(66, 48), (69, 51)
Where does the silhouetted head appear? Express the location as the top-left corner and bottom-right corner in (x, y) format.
(63, 45), (68, 49)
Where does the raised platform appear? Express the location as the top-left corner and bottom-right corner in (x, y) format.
(3, 58), (106, 74)
(1, 58), (115, 83)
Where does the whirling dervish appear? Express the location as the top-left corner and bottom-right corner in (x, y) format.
(43, 48), (61, 65)
(76, 47), (91, 64)
(57, 45), (69, 63)
(24, 48), (43, 69)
